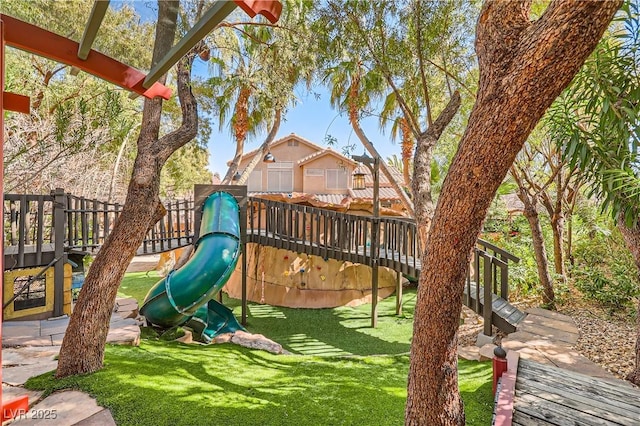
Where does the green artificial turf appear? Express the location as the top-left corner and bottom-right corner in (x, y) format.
(27, 343), (492, 426)
(51, 272), (493, 425)
(117, 271), (161, 304)
(119, 272), (416, 356)
(237, 290), (415, 356)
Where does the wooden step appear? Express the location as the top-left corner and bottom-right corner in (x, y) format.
(463, 282), (525, 333)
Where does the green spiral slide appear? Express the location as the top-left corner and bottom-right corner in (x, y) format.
(140, 192), (244, 342)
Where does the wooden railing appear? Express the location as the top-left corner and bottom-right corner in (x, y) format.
(3, 190), (195, 267)
(467, 242), (519, 335)
(246, 198), (421, 276)
(3, 193), (57, 269)
(65, 193), (194, 255)
(4, 190), (519, 331)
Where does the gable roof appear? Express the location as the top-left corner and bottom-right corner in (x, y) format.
(241, 133), (325, 161)
(297, 148), (358, 167)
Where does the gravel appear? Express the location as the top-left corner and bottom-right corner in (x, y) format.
(459, 296), (638, 383)
(559, 303), (637, 380)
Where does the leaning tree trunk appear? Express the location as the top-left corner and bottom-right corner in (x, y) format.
(551, 212), (566, 279)
(412, 92), (461, 252)
(236, 108), (281, 185)
(405, 1), (620, 424)
(222, 87), (251, 184)
(56, 1), (199, 377)
(520, 192), (555, 307)
(350, 118), (415, 216)
(616, 214), (640, 386)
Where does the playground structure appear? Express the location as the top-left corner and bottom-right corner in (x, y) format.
(3, 184), (523, 337)
(0, 1), (283, 420)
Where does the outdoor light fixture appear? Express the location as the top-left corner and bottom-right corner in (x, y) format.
(352, 171), (366, 190)
(263, 152), (276, 163)
(232, 171), (241, 181)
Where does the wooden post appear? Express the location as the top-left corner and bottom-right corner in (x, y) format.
(239, 189), (248, 326)
(1, 16), (5, 413)
(371, 156), (380, 328)
(52, 188), (67, 317)
(395, 271), (403, 316)
(483, 253), (493, 337)
(2, 19), (30, 419)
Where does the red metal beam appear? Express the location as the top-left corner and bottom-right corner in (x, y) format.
(3, 92), (29, 113)
(1, 18), (30, 423)
(233, 0), (282, 23)
(1, 14), (171, 100)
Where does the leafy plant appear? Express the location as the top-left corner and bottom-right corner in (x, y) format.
(572, 226), (640, 310)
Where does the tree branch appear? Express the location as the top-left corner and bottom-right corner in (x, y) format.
(236, 108), (282, 185)
(414, 0), (433, 127)
(156, 55), (198, 161)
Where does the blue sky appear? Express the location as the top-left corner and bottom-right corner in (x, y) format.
(125, 1), (402, 176)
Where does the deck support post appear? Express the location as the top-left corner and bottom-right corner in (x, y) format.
(483, 253), (493, 336)
(52, 188), (67, 317)
(240, 193), (248, 326)
(353, 153), (381, 328)
(371, 157), (380, 328)
(395, 271), (402, 316)
(371, 260), (379, 328)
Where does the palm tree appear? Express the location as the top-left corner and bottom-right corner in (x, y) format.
(547, 4), (640, 384)
(208, 1), (315, 184)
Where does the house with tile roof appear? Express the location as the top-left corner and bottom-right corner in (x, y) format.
(235, 133), (407, 212)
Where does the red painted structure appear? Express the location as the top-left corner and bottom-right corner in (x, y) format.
(1, 1), (281, 420)
(494, 351), (520, 426)
(1, 19), (30, 422)
(233, 0), (283, 23)
(0, 14), (172, 100)
(493, 348), (508, 394)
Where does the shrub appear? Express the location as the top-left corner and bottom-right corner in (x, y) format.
(572, 227), (640, 310)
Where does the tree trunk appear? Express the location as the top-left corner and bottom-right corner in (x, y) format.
(222, 87), (251, 184)
(551, 212), (565, 279)
(56, 0), (199, 378)
(405, 1), (619, 424)
(236, 108), (281, 185)
(412, 92), (461, 252)
(350, 118), (415, 217)
(521, 193), (555, 306)
(400, 117), (413, 187)
(616, 214), (640, 386)
(109, 123), (140, 203)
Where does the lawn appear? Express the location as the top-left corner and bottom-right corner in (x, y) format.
(26, 272), (494, 425)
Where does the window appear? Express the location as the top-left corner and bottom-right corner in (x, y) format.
(326, 169), (349, 189)
(267, 162), (293, 192)
(305, 168), (324, 176)
(287, 140), (299, 147)
(13, 276), (46, 311)
(248, 170), (262, 192)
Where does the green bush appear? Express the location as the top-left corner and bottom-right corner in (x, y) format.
(573, 263), (639, 310)
(572, 226), (640, 310)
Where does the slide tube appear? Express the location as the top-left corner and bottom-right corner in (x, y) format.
(140, 192), (244, 340)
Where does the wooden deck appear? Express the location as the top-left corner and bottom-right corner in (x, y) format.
(4, 190), (522, 332)
(511, 359), (640, 425)
(248, 229), (423, 277)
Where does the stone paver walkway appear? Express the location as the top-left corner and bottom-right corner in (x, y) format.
(2, 298), (141, 425)
(2, 298), (141, 348)
(501, 307), (615, 380)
